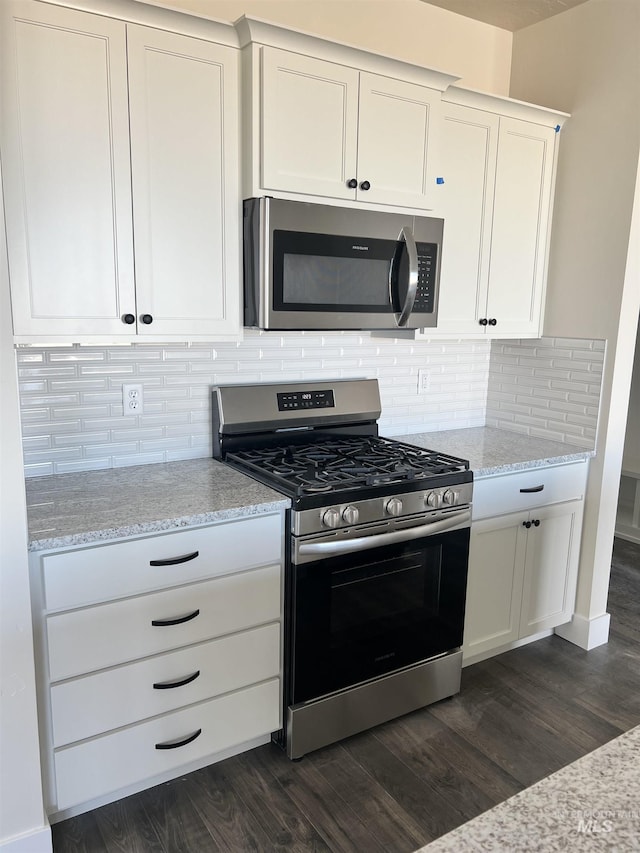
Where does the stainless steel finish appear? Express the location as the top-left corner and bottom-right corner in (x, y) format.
(385, 497), (403, 517)
(213, 378), (381, 435)
(395, 225), (419, 327)
(341, 505), (360, 525)
(292, 482), (473, 535)
(426, 491), (442, 508)
(245, 197), (443, 331)
(322, 508), (342, 529)
(443, 489), (457, 506)
(294, 508), (471, 563)
(286, 650), (463, 759)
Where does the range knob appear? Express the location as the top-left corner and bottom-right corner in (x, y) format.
(385, 497), (403, 517)
(322, 507), (342, 529)
(342, 505), (360, 525)
(426, 491), (442, 508)
(442, 489), (458, 506)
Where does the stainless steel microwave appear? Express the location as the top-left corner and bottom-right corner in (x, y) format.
(243, 197), (443, 331)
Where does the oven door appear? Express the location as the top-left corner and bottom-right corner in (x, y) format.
(289, 512), (470, 705)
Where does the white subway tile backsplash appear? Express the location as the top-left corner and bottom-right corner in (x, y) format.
(17, 332), (604, 475)
(486, 336), (605, 445)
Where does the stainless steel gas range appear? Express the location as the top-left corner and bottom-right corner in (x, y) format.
(212, 378), (473, 759)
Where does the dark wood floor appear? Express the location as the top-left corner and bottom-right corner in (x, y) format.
(52, 538), (640, 853)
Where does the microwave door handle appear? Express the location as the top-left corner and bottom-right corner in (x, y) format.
(395, 226), (419, 327)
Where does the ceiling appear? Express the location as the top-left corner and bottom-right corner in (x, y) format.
(421, 0), (592, 31)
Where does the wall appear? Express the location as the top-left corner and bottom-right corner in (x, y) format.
(145, 0), (513, 95)
(510, 0), (640, 648)
(18, 335), (605, 474)
(0, 175), (50, 850)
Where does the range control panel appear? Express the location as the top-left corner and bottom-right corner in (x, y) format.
(277, 389), (335, 411)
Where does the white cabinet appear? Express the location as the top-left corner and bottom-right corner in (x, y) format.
(1, 1), (241, 342)
(30, 512), (284, 818)
(464, 463), (586, 663)
(257, 48), (443, 210)
(420, 89), (568, 339)
(237, 15), (457, 211)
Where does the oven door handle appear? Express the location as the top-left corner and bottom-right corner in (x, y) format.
(297, 509), (471, 559)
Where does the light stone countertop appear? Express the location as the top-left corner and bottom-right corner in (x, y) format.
(25, 459), (289, 551)
(395, 427), (594, 477)
(419, 724), (640, 852)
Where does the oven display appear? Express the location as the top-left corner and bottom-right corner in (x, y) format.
(277, 389), (335, 411)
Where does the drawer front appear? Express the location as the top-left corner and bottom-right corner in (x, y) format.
(42, 512), (283, 611)
(472, 462), (588, 521)
(51, 622), (281, 747)
(54, 677), (281, 810)
(47, 563), (281, 681)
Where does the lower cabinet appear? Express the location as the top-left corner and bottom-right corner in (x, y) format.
(463, 463), (586, 662)
(29, 512), (284, 819)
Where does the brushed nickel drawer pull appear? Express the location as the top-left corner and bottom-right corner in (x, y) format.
(520, 485), (544, 493)
(151, 609), (200, 627)
(149, 550), (199, 567)
(153, 670), (200, 690)
(155, 728), (202, 750)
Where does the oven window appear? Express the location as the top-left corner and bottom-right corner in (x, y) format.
(290, 527), (469, 705)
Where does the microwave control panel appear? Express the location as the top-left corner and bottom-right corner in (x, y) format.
(413, 242), (437, 312)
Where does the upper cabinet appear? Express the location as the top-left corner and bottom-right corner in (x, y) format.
(1, 1), (241, 343)
(421, 88), (568, 339)
(238, 17), (458, 212)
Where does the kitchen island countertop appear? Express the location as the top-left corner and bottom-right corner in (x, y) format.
(25, 458), (289, 551)
(396, 426), (593, 477)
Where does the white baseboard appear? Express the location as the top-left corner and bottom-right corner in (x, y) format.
(462, 629), (553, 667)
(554, 612), (611, 650)
(0, 826), (51, 853)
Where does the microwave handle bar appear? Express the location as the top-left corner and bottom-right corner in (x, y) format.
(297, 509), (471, 560)
(396, 226), (419, 327)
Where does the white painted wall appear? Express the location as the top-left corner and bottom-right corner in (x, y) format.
(510, 0), (640, 648)
(145, 0), (513, 94)
(0, 173), (51, 850)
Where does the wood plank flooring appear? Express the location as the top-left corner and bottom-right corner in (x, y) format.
(52, 538), (640, 853)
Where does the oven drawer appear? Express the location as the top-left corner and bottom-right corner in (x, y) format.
(47, 563), (281, 681)
(472, 462), (588, 521)
(50, 622), (281, 747)
(41, 513), (283, 611)
(53, 677), (281, 811)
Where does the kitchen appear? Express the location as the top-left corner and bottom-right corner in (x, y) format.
(1, 0), (639, 851)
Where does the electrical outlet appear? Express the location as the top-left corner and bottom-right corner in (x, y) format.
(122, 383), (144, 415)
(417, 370), (430, 393)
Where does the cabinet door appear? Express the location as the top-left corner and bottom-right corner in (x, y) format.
(428, 103), (499, 335)
(485, 118), (557, 337)
(520, 500), (583, 636)
(127, 26), (240, 338)
(463, 512), (527, 659)
(356, 73), (441, 210)
(260, 48), (359, 200)
(1, 1), (136, 338)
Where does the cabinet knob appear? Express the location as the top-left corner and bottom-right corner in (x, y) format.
(479, 318), (488, 326)
(533, 519), (540, 527)
(523, 520), (532, 529)
(359, 180), (371, 191)
(488, 318), (498, 326)
(141, 314), (153, 325)
(122, 313), (135, 325)
(347, 178), (358, 189)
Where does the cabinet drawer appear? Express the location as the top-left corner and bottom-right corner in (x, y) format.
(472, 462), (587, 521)
(47, 563), (281, 681)
(54, 677), (280, 810)
(41, 513), (283, 611)
(51, 622), (280, 747)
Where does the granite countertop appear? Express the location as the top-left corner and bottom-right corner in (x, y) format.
(397, 427), (594, 477)
(25, 459), (289, 551)
(419, 724), (640, 852)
